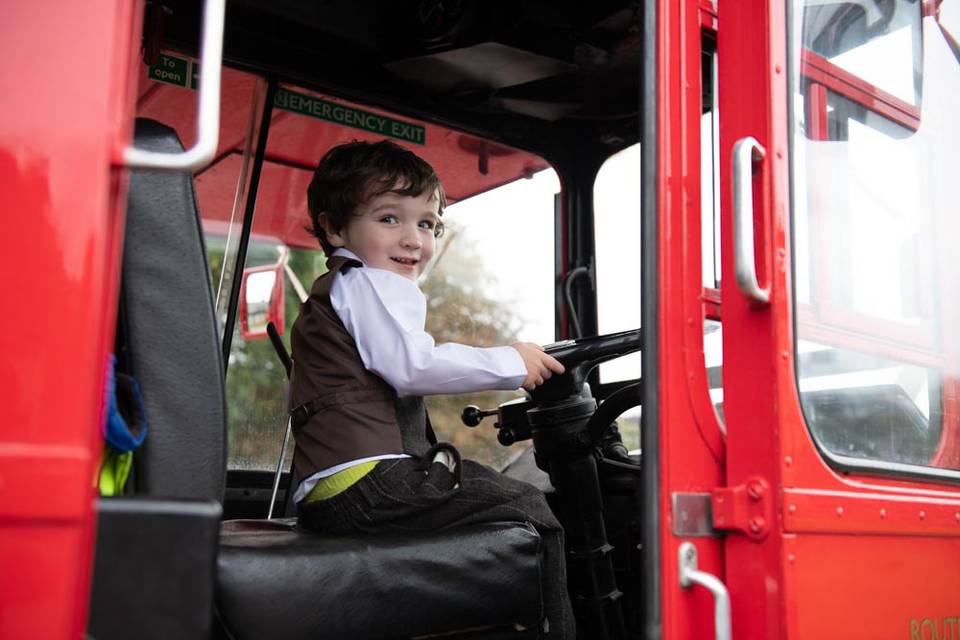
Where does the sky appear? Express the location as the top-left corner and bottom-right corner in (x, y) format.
(443, 145), (644, 383)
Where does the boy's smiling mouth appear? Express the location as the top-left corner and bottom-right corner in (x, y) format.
(391, 257), (419, 266)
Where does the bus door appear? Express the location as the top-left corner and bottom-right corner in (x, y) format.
(718, 0), (960, 637)
(654, 1), (730, 638)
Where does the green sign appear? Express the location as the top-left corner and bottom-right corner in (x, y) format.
(274, 88), (426, 145)
(148, 54), (190, 88)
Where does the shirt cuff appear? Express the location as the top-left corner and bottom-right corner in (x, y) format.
(489, 345), (528, 389)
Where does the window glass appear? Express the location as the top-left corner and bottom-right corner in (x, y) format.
(594, 144), (642, 384)
(135, 55), (266, 319)
(593, 145), (642, 453)
(701, 44), (725, 426)
(790, 0), (960, 475)
(222, 83), (555, 471)
(701, 47), (722, 290)
(426, 171), (558, 469)
(223, 242), (320, 470)
(801, 0), (923, 105)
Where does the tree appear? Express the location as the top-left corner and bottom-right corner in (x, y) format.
(422, 222), (530, 469)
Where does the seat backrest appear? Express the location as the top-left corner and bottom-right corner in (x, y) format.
(118, 119), (227, 501)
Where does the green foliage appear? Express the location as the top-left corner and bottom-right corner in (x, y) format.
(422, 224), (529, 469)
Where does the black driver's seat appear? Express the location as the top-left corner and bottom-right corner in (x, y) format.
(122, 119), (545, 639)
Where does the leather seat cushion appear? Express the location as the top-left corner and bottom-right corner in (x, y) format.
(216, 518), (543, 640)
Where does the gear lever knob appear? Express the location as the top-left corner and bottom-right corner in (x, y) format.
(461, 405), (497, 427)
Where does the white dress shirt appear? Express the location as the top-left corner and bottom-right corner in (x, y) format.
(331, 248), (527, 396)
(293, 248), (526, 502)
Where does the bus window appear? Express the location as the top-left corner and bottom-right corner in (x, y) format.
(701, 38), (724, 422)
(222, 83), (556, 471)
(595, 144), (642, 385)
(790, 0), (960, 475)
(428, 170), (558, 469)
(135, 55), (267, 315)
(594, 145), (642, 451)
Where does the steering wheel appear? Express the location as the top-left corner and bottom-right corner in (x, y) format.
(461, 328), (643, 448)
(532, 328), (643, 403)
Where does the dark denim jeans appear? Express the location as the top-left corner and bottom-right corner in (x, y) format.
(298, 454), (575, 639)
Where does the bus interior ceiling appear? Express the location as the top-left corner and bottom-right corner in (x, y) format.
(148, 0), (642, 185)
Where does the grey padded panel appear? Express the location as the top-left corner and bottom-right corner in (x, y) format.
(89, 497), (222, 640)
(122, 119), (227, 501)
(217, 518), (543, 640)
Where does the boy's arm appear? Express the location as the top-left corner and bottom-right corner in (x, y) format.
(334, 268), (531, 397)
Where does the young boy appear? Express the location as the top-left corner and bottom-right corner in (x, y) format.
(289, 139), (575, 638)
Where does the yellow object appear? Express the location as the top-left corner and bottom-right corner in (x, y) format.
(305, 460), (379, 502)
(98, 449), (134, 496)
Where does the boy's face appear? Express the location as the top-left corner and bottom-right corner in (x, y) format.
(324, 189), (440, 280)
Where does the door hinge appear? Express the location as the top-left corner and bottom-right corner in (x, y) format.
(711, 475), (772, 541)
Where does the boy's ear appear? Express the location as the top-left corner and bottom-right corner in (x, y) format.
(319, 213), (346, 248)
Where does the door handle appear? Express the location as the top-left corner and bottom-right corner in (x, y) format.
(122, 0), (226, 171)
(679, 542), (731, 640)
(732, 136), (769, 304)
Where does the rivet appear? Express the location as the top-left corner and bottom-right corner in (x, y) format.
(836, 507), (844, 517)
(781, 350), (789, 360)
(919, 511), (926, 520)
(879, 509), (886, 519)
(775, 64), (782, 74)
(788, 504), (797, 514)
(784, 456), (793, 467)
(776, 148), (784, 159)
(954, 513), (960, 523)
(788, 553), (796, 565)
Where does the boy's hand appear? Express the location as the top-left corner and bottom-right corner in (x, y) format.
(512, 342), (565, 391)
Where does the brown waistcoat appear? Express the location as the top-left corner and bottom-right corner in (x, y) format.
(288, 255), (430, 480)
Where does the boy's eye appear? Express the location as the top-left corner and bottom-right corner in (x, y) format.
(379, 215), (399, 224)
(418, 219), (435, 230)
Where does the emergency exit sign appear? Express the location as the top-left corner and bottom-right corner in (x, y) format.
(274, 89), (426, 145)
(145, 53), (426, 145)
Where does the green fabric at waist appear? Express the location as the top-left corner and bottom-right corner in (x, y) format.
(304, 460), (379, 503)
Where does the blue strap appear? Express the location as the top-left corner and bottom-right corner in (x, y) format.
(103, 355), (148, 453)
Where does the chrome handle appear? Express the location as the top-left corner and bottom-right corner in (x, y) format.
(679, 542), (731, 640)
(732, 136), (769, 304)
(123, 0), (226, 170)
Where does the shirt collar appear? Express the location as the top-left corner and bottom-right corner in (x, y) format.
(332, 247), (364, 266)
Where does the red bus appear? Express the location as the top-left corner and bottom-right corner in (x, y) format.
(2, 0), (958, 638)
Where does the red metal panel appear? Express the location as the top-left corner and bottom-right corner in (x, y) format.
(699, 0), (718, 31)
(784, 488), (960, 536)
(701, 286), (721, 321)
(0, 0), (140, 636)
(717, 0), (792, 636)
(788, 535), (960, 637)
(806, 82), (829, 141)
(718, 4), (960, 639)
(801, 50), (921, 132)
(658, 0), (727, 638)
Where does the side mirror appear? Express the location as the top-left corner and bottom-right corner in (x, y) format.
(240, 264), (285, 339)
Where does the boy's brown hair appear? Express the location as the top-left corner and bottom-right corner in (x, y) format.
(307, 139), (446, 255)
